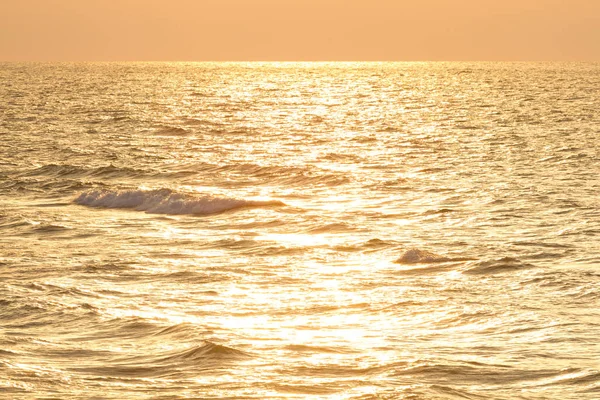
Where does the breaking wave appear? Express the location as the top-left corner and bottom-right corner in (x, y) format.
(74, 189), (285, 215)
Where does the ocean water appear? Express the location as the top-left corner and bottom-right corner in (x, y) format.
(1, 62), (599, 399)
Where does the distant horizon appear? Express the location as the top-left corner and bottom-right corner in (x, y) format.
(2, 0), (598, 62)
(2, 60), (600, 63)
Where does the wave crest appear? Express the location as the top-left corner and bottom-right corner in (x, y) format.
(74, 189), (285, 215)
(464, 257), (534, 275)
(395, 248), (475, 264)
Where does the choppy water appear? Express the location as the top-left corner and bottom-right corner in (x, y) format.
(1, 62), (599, 399)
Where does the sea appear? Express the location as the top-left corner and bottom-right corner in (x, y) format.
(1, 62), (599, 399)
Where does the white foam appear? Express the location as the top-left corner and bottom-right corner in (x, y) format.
(396, 249), (449, 264)
(74, 189), (285, 215)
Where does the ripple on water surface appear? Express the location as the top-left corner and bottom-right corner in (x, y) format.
(0, 62), (599, 399)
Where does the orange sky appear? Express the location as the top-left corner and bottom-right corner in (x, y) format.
(1, 0), (599, 61)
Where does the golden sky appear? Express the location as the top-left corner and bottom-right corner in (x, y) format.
(2, 0), (599, 61)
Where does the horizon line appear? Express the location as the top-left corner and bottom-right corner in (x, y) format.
(2, 59), (599, 63)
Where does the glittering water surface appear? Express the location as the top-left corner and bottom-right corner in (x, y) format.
(1, 62), (599, 399)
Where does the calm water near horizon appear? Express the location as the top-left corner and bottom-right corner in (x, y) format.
(1, 62), (599, 399)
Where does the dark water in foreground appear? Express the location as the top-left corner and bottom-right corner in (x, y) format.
(1, 62), (599, 399)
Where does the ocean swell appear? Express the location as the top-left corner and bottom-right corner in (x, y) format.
(74, 189), (285, 215)
(395, 248), (476, 264)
